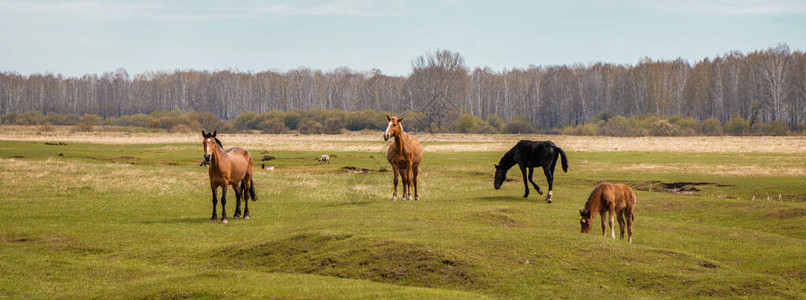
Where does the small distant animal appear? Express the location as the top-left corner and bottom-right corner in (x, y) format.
(318, 154), (330, 164)
(384, 115), (423, 201)
(494, 140), (568, 203)
(579, 182), (636, 243)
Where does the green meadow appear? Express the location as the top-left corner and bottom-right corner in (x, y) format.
(0, 135), (804, 298)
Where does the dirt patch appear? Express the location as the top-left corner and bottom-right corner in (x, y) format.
(221, 233), (477, 290)
(634, 181), (731, 196)
(342, 166), (371, 174)
(767, 207), (806, 219)
(260, 155), (275, 161)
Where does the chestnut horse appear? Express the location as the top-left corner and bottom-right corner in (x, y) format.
(579, 182), (635, 242)
(201, 130), (257, 223)
(384, 115), (423, 201)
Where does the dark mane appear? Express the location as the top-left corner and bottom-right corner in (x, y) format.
(497, 146), (518, 168)
(214, 138), (223, 148)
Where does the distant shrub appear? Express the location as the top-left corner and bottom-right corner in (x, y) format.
(323, 117), (344, 134)
(562, 123), (599, 136)
(188, 111), (226, 132)
(46, 113), (79, 125)
(763, 121), (789, 136)
(258, 119), (288, 134)
(725, 114), (750, 136)
(504, 119), (535, 134)
(486, 115), (504, 132)
(598, 116), (646, 137)
(473, 123), (498, 134)
(698, 118), (723, 136)
(648, 120), (680, 136)
(283, 111), (302, 130)
(453, 113), (484, 133)
(298, 119), (323, 134)
(73, 114), (99, 132)
(104, 114), (149, 127)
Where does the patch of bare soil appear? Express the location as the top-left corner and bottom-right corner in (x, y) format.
(221, 233), (478, 290)
(342, 166), (371, 174)
(767, 207), (806, 219)
(633, 181), (731, 195)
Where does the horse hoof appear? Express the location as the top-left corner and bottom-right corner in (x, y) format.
(243, 215), (250, 220)
(220, 219), (228, 224)
(391, 196), (397, 201)
(537, 189), (544, 195)
(414, 196), (419, 201)
(209, 218), (216, 223)
(546, 199), (552, 204)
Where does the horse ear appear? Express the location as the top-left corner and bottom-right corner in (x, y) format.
(398, 117), (404, 122)
(494, 164), (499, 168)
(201, 130), (206, 137)
(579, 209), (584, 216)
(386, 114), (391, 121)
(212, 130), (217, 137)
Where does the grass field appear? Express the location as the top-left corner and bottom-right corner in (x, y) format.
(1, 127), (804, 298)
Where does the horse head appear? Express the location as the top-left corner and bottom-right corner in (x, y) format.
(383, 115), (404, 141)
(579, 209), (592, 233)
(201, 130), (217, 164)
(493, 164), (506, 189)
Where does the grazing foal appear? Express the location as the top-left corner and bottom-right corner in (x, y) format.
(201, 130), (257, 223)
(579, 182), (636, 243)
(384, 115), (423, 201)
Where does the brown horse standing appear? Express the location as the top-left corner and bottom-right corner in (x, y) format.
(201, 130), (257, 223)
(384, 115), (423, 201)
(579, 182), (636, 242)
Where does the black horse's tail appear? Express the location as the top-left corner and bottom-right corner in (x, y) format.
(241, 178), (257, 201)
(554, 146), (569, 173)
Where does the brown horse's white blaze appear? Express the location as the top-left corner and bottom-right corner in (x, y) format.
(201, 130), (257, 224)
(579, 182), (635, 243)
(384, 115), (423, 201)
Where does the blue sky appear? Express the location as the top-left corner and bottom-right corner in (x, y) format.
(1, 0), (804, 77)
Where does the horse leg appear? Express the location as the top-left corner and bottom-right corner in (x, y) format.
(210, 185), (218, 223)
(519, 165), (530, 198)
(406, 163), (414, 201)
(527, 167), (543, 195)
(391, 166), (399, 201)
(413, 165), (420, 201)
(626, 207), (634, 243)
(600, 210), (607, 236)
(220, 186), (228, 224)
(232, 182), (242, 219)
(608, 208), (616, 239)
(617, 210), (626, 241)
(401, 167), (410, 201)
(542, 165), (554, 203)
(243, 177), (251, 219)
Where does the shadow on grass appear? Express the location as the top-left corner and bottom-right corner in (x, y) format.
(139, 217), (212, 224)
(474, 195), (535, 202)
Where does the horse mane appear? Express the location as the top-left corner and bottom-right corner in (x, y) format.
(497, 145), (517, 168)
(214, 138), (223, 148)
(582, 183), (604, 215)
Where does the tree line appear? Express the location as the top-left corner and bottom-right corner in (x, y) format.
(1, 44), (805, 131)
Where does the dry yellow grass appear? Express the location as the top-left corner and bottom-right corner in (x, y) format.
(1, 125), (805, 154)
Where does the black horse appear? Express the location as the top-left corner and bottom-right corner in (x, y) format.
(494, 140), (569, 202)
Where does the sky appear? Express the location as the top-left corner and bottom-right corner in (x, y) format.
(1, 0), (805, 78)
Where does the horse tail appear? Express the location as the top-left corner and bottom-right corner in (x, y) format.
(554, 145), (569, 173)
(248, 178), (257, 201)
